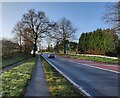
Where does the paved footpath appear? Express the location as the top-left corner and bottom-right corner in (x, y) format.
(24, 58), (50, 96)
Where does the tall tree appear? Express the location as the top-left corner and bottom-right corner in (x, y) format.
(2, 38), (19, 56)
(13, 9), (54, 57)
(12, 22), (24, 52)
(103, 2), (120, 36)
(103, 2), (120, 56)
(50, 17), (77, 54)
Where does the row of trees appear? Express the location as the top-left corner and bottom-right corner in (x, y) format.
(2, 39), (19, 56)
(11, 1), (119, 57)
(78, 29), (119, 56)
(54, 40), (78, 54)
(53, 28), (119, 56)
(47, 2), (120, 56)
(13, 9), (77, 57)
(2, 38), (33, 57)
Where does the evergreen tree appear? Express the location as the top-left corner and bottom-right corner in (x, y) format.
(78, 29), (118, 56)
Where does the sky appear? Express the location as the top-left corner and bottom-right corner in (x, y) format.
(0, 3), (2, 40)
(1, 0), (117, 2)
(2, 2), (115, 42)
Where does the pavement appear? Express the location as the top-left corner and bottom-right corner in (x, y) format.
(42, 54), (119, 97)
(24, 57), (50, 96)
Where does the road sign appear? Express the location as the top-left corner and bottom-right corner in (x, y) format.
(66, 43), (70, 50)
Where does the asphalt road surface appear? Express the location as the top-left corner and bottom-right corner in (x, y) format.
(42, 54), (119, 97)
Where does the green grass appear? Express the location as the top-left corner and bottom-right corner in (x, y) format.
(1, 57), (37, 97)
(41, 56), (83, 97)
(60, 54), (119, 65)
(2, 52), (32, 68)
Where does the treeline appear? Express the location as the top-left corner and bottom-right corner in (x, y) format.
(2, 39), (19, 56)
(78, 28), (119, 56)
(53, 28), (120, 56)
(12, 9), (77, 57)
(54, 40), (78, 54)
(2, 38), (32, 57)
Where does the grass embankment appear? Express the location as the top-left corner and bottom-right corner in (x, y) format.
(2, 52), (32, 68)
(60, 54), (119, 65)
(41, 56), (83, 97)
(1, 57), (37, 97)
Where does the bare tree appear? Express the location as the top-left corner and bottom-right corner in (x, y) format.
(13, 9), (54, 57)
(103, 2), (120, 35)
(2, 38), (19, 56)
(50, 17), (77, 54)
(12, 22), (23, 52)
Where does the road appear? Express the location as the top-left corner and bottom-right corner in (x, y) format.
(42, 54), (119, 97)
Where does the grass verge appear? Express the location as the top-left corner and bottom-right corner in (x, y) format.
(1, 57), (37, 97)
(2, 52), (32, 68)
(60, 54), (119, 65)
(40, 56), (83, 97)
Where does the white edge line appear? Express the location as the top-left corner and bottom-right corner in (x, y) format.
(42, 56), (91, 97)
(61, 58), (120, 74)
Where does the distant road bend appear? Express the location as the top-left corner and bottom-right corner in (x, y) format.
(42, 54), (119, 97)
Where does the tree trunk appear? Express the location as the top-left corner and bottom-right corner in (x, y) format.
(64, 42), (66, 54)
(33, 43), (37, 57)
(33, 43), (36, 57)
(63, 32), (66, 54)
(19, 45), (22, 52)
(24, 44), (26, 53)
(57, 46), (59, 53)
(33, 35), (38, 57)
(20, 35), (22, 52)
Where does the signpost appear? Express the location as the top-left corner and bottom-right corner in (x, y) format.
(66, 43), (70, 51)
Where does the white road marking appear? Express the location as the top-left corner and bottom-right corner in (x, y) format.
(60, 58), (120, 74)
(42, 56), (91, 97)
